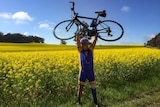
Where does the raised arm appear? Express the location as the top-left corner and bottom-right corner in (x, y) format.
(92, 34), (98, 48)
(76, 34), (81, 48)
(91, 34), (98, 48)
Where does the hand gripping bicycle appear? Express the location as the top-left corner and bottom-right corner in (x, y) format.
(53, 1), (124, 41)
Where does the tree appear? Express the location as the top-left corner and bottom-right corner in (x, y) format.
(0, 32), (6, 42)
(147, 33), (160, 48)
(0, 31), (45, 43)
(0, 32), (3, 36)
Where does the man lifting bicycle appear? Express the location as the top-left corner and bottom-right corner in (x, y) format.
(75, 31), (99, 107)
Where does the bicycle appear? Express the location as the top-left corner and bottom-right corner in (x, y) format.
(53, 1), (124, 42)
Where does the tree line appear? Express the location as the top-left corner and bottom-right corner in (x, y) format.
(0, 32), (44, 43)
(147, 33), (160, 48)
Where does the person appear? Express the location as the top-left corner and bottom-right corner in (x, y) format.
(76, 32), (99, 106)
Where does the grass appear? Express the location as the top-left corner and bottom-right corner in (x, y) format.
(51, 74), (160, 107)
(111, 76), (160, 107)
(0, 43), (160, 107)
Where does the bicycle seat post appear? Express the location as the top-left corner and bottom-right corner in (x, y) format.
(96, 14), (99, 20)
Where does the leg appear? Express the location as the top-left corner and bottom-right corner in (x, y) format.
(77, 81), (85, 104)
(89, 81), (98, 104)
(87, 71), (98, 104)
(88, 71), (98, 104)
(77, 70), (86, 103)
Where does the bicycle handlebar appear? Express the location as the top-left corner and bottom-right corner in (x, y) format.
(69, 1), (75, 10)
(69, 1), (106, 18)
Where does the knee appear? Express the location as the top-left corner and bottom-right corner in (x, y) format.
(78, 84), (84, 89)
(78, 81), (85, 89)
(78, 80), (85, 85)
(90, 83), (96, 89)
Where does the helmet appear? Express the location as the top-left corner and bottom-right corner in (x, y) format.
(80, 37), (89, 44)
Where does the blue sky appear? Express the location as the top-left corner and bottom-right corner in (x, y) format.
(0, 0), (160, 45)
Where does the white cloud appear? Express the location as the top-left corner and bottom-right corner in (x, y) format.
(121, 6), (130, 12)
(0, 11), (33, 24)
(12, 11), (33, 24)
(0, 12), (12, 19)
(23, 32), (28, 35)
(39, 23), (52, 30)
(39, 23), (49, 28)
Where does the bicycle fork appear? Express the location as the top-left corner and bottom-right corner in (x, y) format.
(65, 20), (75, 32)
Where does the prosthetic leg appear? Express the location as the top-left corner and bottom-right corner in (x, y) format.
(90, 81), (99, 106)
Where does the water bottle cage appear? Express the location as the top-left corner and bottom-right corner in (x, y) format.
(90, 19), (97, 27)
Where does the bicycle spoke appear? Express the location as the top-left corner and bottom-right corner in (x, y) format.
(53, 20), (78, 40)
(97, 20), (124, 41)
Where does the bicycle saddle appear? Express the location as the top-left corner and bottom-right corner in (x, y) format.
(95, 10), (106, 17)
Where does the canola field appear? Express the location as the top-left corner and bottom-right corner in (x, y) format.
(0, 43), (160, 106)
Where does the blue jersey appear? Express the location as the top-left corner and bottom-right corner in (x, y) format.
(80, 49), (93, 72)
(79, 49), (95, 82)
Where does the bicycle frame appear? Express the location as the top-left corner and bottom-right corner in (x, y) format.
(66, 1), (104, 33)
(66, 15), (96, 31)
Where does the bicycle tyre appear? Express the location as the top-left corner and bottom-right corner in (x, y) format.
(53, 20), (78, 40)
(97, 20), (124, 41)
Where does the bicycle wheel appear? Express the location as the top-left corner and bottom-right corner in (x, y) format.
(97, 20), (124, 41)
(53, 20), (78, 40)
